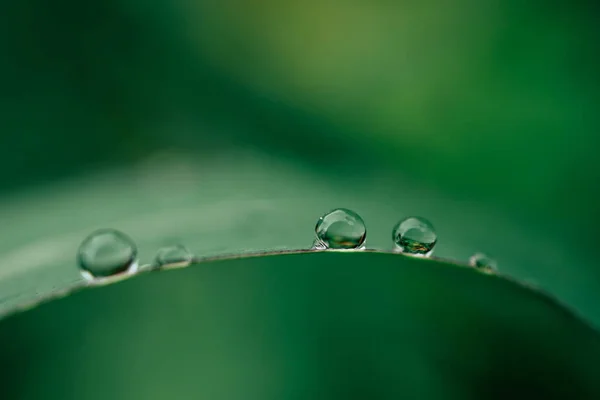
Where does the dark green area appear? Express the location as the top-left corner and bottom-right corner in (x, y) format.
(1, 252), (599, 400)
(1, 1), (600, 398)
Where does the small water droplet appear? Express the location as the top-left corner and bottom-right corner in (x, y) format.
(77, 229), (138, 281)
(392, 216), (437, 256)
(469, 253), (497, 273)
(154, 245), (193, 268)
(314, 208), (366, 249)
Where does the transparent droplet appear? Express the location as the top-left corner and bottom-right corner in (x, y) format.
(154, 245), (193, 268)
(77, 229), (138, 281)
(392, 216), (437, 256)
(314, 208), (366, 249)
(469, 253), (497, 273)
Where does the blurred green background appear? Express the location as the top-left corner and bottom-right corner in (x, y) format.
(0, 0), (599, 398)
(1, 0), (599, 219)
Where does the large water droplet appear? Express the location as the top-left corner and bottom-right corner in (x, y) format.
(314, 208), (366, 249)
(154, 245), (193, 268)
(469, 253), (497, 273)
(392, 216), (437, 256)
(77, 229), (138, 281)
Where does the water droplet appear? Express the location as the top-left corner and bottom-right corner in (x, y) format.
(77, 229), (138, 281)
(469, 253), (497, 273)
(392, 216), (437, 256)
(314, 208), (366, 249)
(154, 245), (193, 268)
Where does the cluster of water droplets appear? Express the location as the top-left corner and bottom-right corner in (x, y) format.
(77, 208), (497, 283)
(312, 209), (439, 257)
(312, 208), (497, 271)
(77, 229), (195, 284)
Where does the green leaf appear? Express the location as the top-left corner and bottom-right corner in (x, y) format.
(1, 155), (599, 328)
(1, 252), (598, 399)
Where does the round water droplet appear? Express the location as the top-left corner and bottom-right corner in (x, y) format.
(469, 253), (497, 273)
(392, 216), (437, 256)
(77, 229), (138, 280)
(315, 208), (366, 249)
(154, 245), (193, 267)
